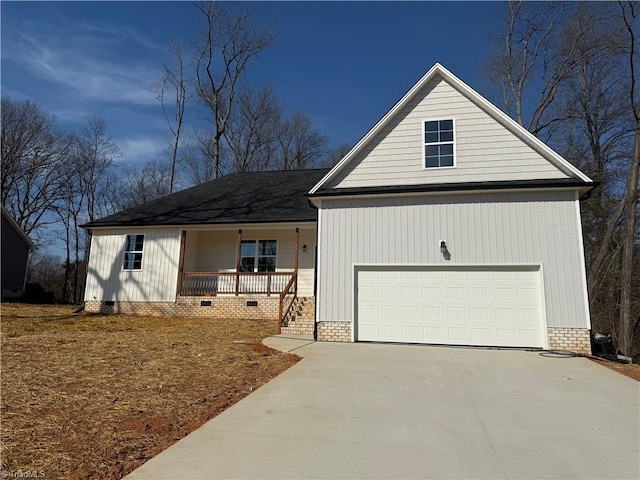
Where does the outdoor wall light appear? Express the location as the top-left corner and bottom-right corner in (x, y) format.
(440, 240), (447, 253)
(302, 244), (307, 253)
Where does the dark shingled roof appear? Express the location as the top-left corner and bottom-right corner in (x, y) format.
(83, 168), (330, 228)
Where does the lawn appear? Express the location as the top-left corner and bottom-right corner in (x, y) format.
(0, 304), (299, 479)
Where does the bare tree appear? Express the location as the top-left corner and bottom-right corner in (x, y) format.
(486, 1), (640, 356)
(153, 39), (188, 194)
(486, 1), (605, 139)
(75, 117), (120, 223)
(117, 160), (173, 209)
(52, 154), (84, 303)
(1, 98), (73, 239)
(617, 0), (640, 356)
(322, 143), (352, 168)
(275, 111), (327, 170)
(193, 1), (273, 179)
(225, 85), (281, 172)
(26, 252), (64, 301)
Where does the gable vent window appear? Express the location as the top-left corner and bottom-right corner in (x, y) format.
(123, 234), (144, 271)
(424, 119), (455, 168)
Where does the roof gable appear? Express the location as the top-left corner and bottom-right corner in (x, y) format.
(310, 63), (592, 194)
(1, 207), (35, 249)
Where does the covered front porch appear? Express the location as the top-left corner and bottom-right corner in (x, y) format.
(175, 223), (316, 324)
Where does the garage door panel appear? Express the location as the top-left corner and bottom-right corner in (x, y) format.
(470, 328), (491, 342)
(447, 307), (466, 321)
(446, 287), (465, 300)
(468, 271), (488, 281)
(494, 288), (515, 301)
(422, 287), (440, 300)
(468, 287), (488, 301)
(421, 271), (444, 281)
(423, 306), (441, 320)
(496, 329), (517, 343)
(401, 286), (419, 299)
(423, 326), (443, 340)
(359, 286), (376, 299)
(519, 329), (541, 344)
(402, 325), (421, 339)
(448, 327), (468, 342)
(517, 288), (537, 302)
(469, 307), (488, 321)
(356, 266), (544, 348)
(446, 270), (466, 281)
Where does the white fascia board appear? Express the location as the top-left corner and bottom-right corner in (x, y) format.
(309, 63), (592, 195)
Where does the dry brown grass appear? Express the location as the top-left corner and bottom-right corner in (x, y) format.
(590, 357), (640, 381)
(1, 303), (299, 479)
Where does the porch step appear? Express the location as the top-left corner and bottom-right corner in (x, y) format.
(281, 297), (315, 336)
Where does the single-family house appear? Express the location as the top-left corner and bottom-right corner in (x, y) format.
(82, 63), (596, 354)
(2, 206), (36, 298)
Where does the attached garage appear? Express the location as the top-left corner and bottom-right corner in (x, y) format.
(355, 265), (546, 348)
(309, 64), (594, 354)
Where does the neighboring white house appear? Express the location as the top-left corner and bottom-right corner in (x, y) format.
(83, 63), (596, 354)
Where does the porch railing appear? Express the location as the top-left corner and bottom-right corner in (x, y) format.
(179, 271), (295, 296)
(279, 272), (297, 331)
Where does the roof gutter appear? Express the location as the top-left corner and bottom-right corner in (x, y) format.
(578, 182), (600, 201)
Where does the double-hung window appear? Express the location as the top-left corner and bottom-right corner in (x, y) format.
(240, 240), (277, 272)
(123, 234), (144, 270)
(424, 119), (455, 168)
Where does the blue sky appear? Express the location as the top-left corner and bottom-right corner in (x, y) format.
(1, 1), (503, 165)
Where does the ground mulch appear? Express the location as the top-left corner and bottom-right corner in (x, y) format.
(0, 303), (299, 479)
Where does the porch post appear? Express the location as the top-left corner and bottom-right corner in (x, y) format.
(235, 229), (242, 296)
(294, 227), (299, 295)
(176, 230), (187, 298)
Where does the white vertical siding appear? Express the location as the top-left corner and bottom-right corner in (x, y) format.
(193, 227), (316, 296)
(316, 191), (589, 329)
(85, 228), (181, 302)
(329, 78), (568, 188)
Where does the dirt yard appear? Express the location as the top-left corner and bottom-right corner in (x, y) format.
(0, 304), (299, 479)
(590, 357), (640, 381)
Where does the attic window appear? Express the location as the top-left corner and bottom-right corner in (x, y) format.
(424, 119), (455, 168)
(123, 234), (144, 271)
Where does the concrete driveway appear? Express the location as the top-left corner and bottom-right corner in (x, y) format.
(127, 337), (639, 479)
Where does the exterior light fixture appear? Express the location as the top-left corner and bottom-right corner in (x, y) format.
(302, 244), (307, 253)
(440, 240), (447, 254)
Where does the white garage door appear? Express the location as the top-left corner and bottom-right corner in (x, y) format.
(356, 266), (545, 348)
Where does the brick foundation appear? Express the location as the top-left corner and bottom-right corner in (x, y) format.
(281, 297), (315, 336)
(85, 295), (280, 320)
(547, 327), (591, 355)
(317, 321), (352, 342)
